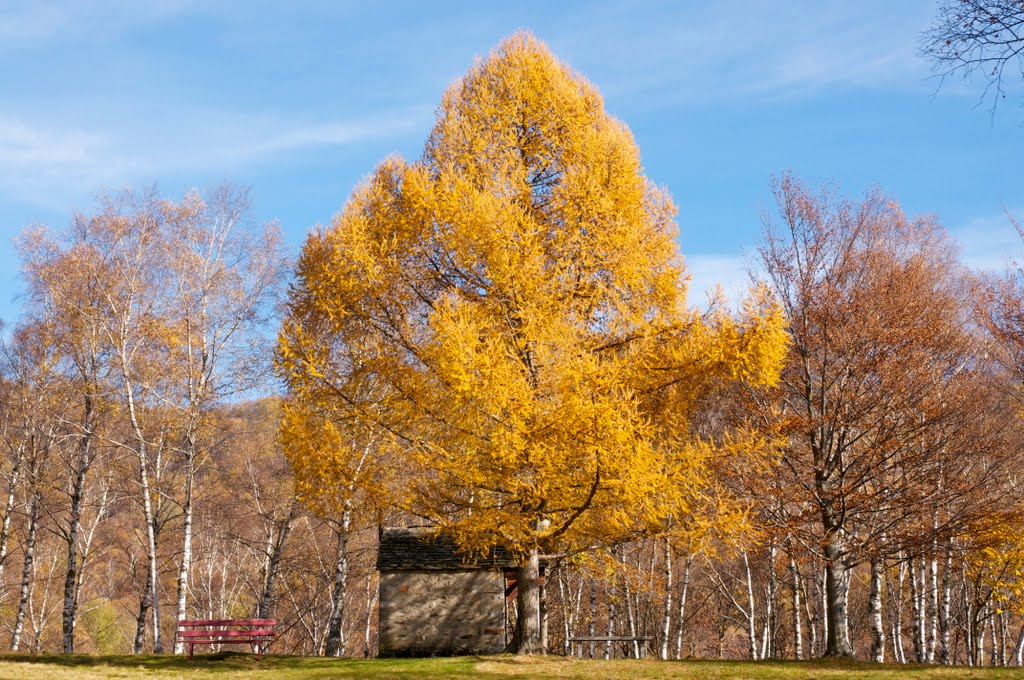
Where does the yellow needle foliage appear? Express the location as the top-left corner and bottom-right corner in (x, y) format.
(966, 511), (1024, 615)
(278, 33), (788, 560)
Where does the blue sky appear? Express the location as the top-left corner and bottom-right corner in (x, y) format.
(1, 0), (1021, 323)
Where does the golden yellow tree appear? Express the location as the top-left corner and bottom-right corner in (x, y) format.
(278, 32), (787, 653)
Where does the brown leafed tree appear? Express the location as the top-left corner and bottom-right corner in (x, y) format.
(757, 173), (1012, 658)
(18, 220), (117, 654)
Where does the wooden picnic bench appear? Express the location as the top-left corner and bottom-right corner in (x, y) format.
(566, 635), (654, 659)
(175, 619), (277, 658)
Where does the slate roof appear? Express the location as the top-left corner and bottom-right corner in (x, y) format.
(377, 527), (517, 571)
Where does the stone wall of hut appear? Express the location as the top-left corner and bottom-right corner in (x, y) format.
(377, 569), (506, 656)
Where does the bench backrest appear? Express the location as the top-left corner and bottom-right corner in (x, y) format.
(177, 619), (276, 629)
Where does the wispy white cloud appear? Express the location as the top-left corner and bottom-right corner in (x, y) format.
(684, 253), (752, 308)
(223, 112), (428, 161)
(552, 0), (932, 106)
(0, 117), (105, 166)
(0, 0), (196, 49)
(0, 116), (140, 204)
(952, 211), (1023, 272)
(0, 107), (429, 209)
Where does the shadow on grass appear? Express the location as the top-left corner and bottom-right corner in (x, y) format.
(0, 652), (494, 678)
(0, 651), (280, 670)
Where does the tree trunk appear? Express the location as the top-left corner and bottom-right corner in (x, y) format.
(139, 450), (162, 652)
(62, 395), (94, 655)
(927, 553), (938, 664)
(716, 594), (727, 659)
(659, 538), (672, 660)
(257, 497), (298, 620)
(558, 567), (572, 656)
(910, 555), (923, 662)
(742, 551), (759, 660)
(764, 541), (778, 659)
(674, 553), (692, 660)
(0, 444), (25, 587)
(892, 559), (906, 663)
(999, 610), (1008, 666)
(975, 604), (987, 666)
(589, 576), (598, 658)
(11, 487), (40, 651)
(869, 557), (884, 662)
(940, 550), (952, 664)
(173, 448), (196, 654)
(119, 366), (164, 655)
(789, 551), (803, 660)
(624, 566), (640, 659)
(604, 572), (616, 660)
(823, 541), (853, 657)
(324, 509), (352, 657)
(806, 569), (819, 657)
(820, 565), (829, 654)
(363, 570), (378, 657)
(965, 581), (975, 666)
(134, 576), (152, 654)
(510, 547), (542, 654)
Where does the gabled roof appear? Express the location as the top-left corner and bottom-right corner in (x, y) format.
(377, 527), (517, 571)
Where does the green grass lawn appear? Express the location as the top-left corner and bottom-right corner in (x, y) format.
(0, 653), (1021, 679)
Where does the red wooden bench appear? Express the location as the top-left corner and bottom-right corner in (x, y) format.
(175, 619), (277, 658)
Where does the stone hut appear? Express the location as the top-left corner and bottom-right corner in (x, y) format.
(376, 526), (518, 656)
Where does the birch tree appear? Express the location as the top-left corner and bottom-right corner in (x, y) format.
(758, 174), (1006, 657)
(162, 185), (285, 653)
(18, 221), (116, 654)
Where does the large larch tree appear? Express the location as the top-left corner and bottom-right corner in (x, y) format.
(278, 33), (787, 654)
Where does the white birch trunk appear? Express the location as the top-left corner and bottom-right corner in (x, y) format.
(118, 348), (163, 655)
(940, 550), (952, 664)
(659, 538), (672, 660)
(743, 551), (758, 660)
(763, 542), (777, 659)
(0, 443), (24, 587)
(893, 559), (906, 663)
(363, 570), (378, 657)
(623, 570), (639, 658)
(927, 553), (938, 663)
(324, 508), (352, 657)
(869, 557), (884, 662)
(673, 553), (692, 659)
(910, 555), (923, 662)
(11, 486), (40, 651)
(62, 395), (95, 654)
(604, 574), (616, 659)
(820, 565), (828, 652)
(558, 568), (571, 656)
(172, 448), (195, 654)
(789, 552), (802, 660)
